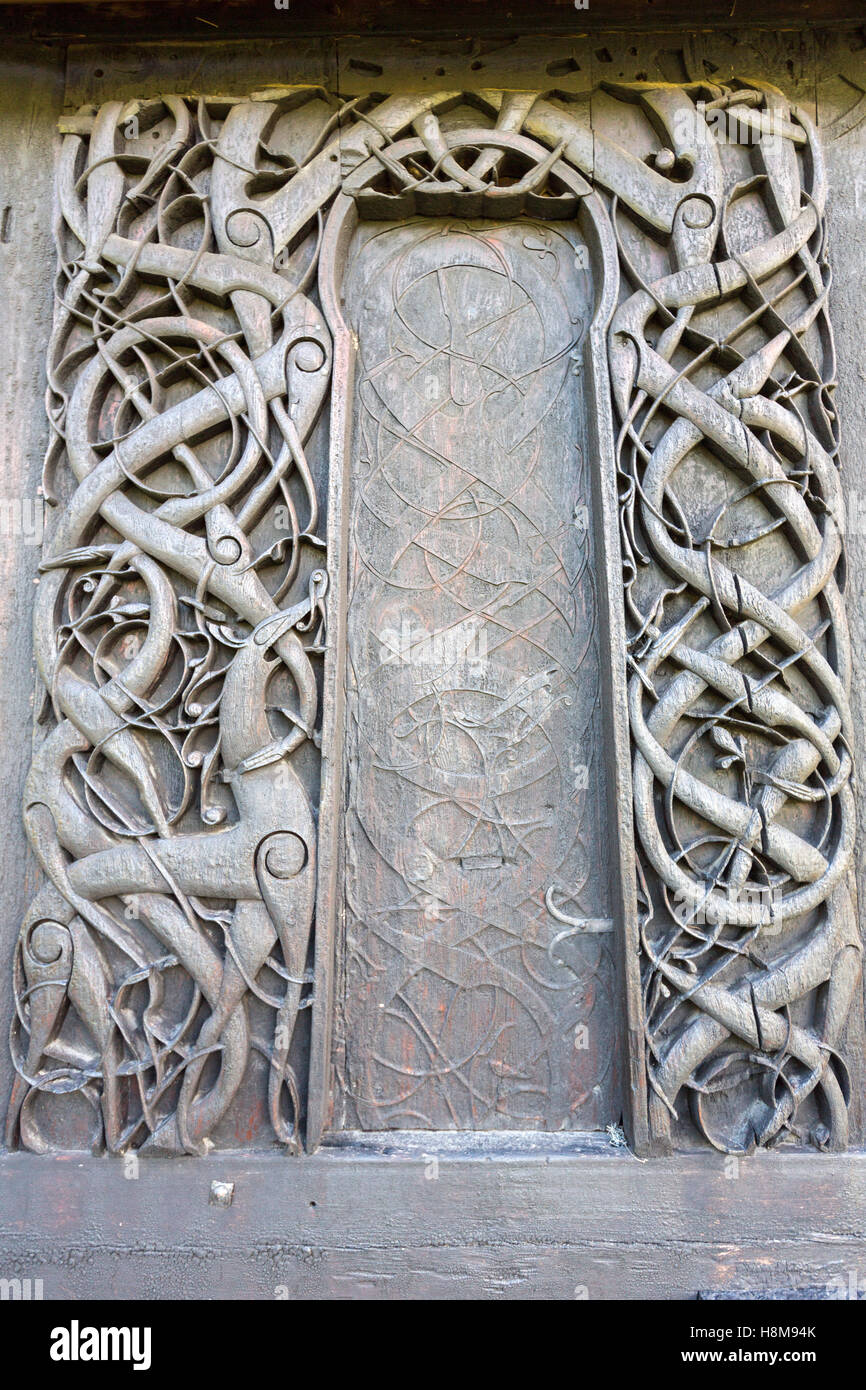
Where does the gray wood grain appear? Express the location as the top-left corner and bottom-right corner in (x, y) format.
(0, 42), (65, 1125)
(0, 27), (861, 1195)
(2, 1141), (866, 1298)
(337, 216), (620, 1133)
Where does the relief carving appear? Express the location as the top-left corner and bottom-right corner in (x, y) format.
(336, 218), (618, 1131)
(6, 80), (858, 1155)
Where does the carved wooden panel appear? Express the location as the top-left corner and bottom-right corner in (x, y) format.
(5, 79), (859, 1157)
(334, 218), (620, 1130)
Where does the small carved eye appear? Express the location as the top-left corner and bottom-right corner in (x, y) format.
(293, 340), (325, 373)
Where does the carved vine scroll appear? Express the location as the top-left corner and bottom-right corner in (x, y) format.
(6, 81), (859, 1156)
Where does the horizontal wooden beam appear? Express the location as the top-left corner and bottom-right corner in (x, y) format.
(3, 1139), (866, 1298)
(0, 0), (863, 43)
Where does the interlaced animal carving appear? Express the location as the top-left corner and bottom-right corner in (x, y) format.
(7, 81), (858, 1155)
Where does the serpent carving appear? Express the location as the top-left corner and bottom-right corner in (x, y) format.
(6, 81), (859, 1154)
(608, 90), (860, 1154)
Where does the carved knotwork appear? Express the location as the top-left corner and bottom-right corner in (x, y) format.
(608, 91), (860, 1154)
(6, 80), (859, 1155)
(7, 95), (333, 1154)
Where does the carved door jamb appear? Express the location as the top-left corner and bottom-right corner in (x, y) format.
(307, 159), (649, 1152)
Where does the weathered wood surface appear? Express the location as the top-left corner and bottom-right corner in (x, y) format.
(818, 29), (866, 1153)
(0, 25), (865, 1299)
(2, 0), (865, 46)
(2, 1142), (866, 1298)
(4, 38), (865, 1160)
(60, 30), (826, 108)
(0, 42), (65, 1125)
(337, 217), (620, 1132)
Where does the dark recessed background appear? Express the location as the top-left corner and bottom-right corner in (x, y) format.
(0, 0), (863, 43)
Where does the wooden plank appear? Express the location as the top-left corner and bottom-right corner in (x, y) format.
(816, 26), (866, 1147)
(579, 189), (650, 1153)
(0, 41), (66, 1129)
(2, 1143), (866, 1297)
(307, 196), (358, 1151)
(1, 0), (865, 45)
(64, 39), (334, 107)
(335, 214), (622, 1135)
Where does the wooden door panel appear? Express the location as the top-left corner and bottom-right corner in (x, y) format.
(335, 219), (621, 1130)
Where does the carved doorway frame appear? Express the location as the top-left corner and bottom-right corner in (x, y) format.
(6, 76), (859, 1168)
(308, 135), (647, 1152)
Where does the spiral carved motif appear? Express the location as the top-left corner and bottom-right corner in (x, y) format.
(6, 82), (860, 1154)
(608, 90), (861, 1153)
(7, 95), (333, 1154)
